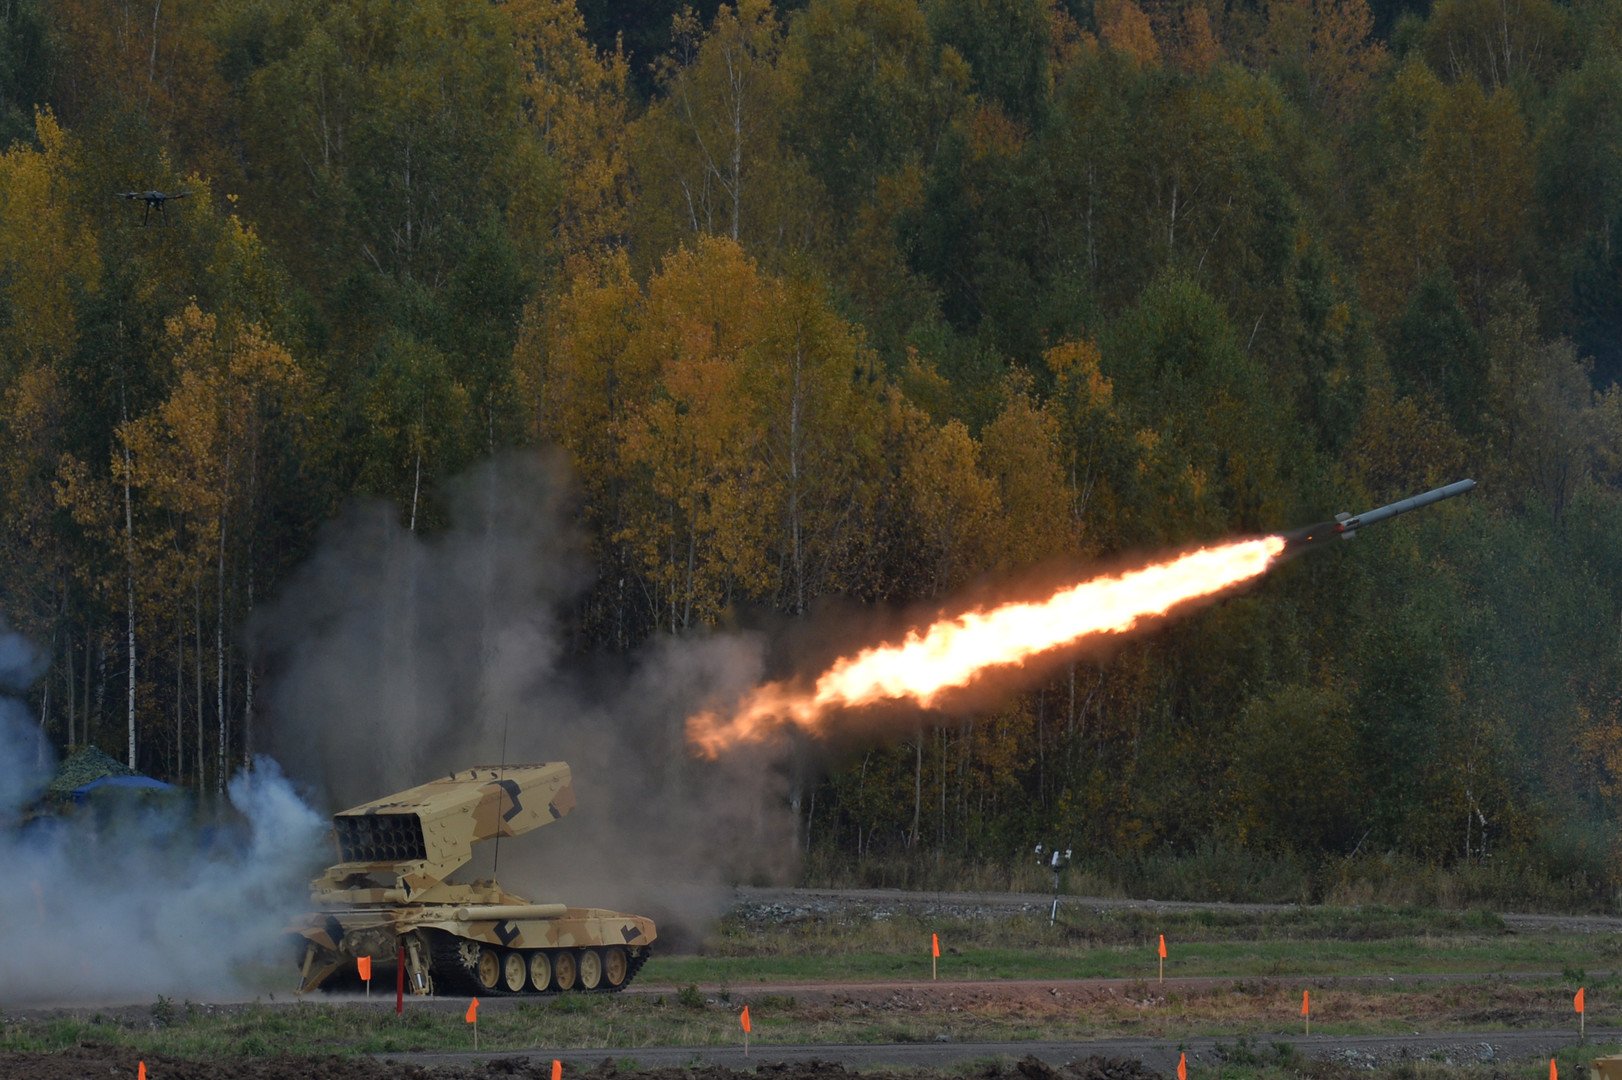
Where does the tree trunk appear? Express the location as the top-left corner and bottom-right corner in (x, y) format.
(910, 733), (922, 850)
(216, 499), (227, 798)
(122, 391), (137, 770)
(36, 650), (50, 769)
(81, 623), (92, 748)
(409, 443), (422, 533)
(727, 44), (743, 241)
(195, 578), (204, 791)
(788, 334), (804, 614)
(65, 624), (76, 750)
(147, 0), (164, 88)
(175, 600), (184, 783)
(243, 562), (254, 769)
(805, 783), (816, 855)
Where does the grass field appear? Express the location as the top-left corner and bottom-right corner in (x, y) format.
(3, 903), (1615, 1061)
(640, 904), (1616, 985)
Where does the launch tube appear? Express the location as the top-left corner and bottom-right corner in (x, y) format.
(453, 903), (568, 921)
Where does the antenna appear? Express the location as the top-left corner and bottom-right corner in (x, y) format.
(491, 712), (511, 878)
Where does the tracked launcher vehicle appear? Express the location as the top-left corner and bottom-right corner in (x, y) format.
(293, 763), (655, 996)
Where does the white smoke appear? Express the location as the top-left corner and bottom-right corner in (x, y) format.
(254, 453), (800, 945)
(0, 615), (328, 1003)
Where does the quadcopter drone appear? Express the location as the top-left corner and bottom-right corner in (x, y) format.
(117, 189), (189, 226)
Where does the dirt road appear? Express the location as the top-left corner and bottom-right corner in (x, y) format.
(735, 885), (1622, 934)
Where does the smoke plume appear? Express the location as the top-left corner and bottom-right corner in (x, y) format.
(254, 453), (799, 944)
(0, 618), (328, 1004)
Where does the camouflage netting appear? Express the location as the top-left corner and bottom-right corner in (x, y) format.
(44, 745), (137, 796)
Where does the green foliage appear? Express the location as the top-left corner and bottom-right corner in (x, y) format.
(1389, 269), (1487, 432)
(926, 0), (1050, 125)
(0, 0), (52, 148)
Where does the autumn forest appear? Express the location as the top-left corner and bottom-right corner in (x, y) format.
(2, 0), (1622, 902)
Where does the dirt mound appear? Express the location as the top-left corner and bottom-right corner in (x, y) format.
(1004, 1055), (1165, 1080)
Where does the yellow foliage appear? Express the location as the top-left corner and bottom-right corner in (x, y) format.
(965, 105), (1025, 162)
(0, 109), (101, 363)
(524, 236), (885, 624)
(505, 0), (631, 260)
(1047, 0), (1092, 74)
(109, 304), (311, 604)
(980, 388), (1074, 568)
(1097, 0), (1161, 67)
(1175, 6), (1223, 75)
(899, 413), (998, 593)
(1043, 338), (1113, 408)
(1261, 0), (1386, 120)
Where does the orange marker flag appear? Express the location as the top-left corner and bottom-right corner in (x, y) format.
(1158, 934), (1167, 959)
(1177, 1052), (1187, 1080)
(1575, 988), (1585, 1013)
(552, 1060), (562, 1080)
(1551, 1059), (1558, 1080)
(741, 1004), (752, 1033)
(357, 955), (372, 982)
(932, 932), (940, 980)
(1577, 987), (1586, 1037)
(138, 1063), (146, 1080)
(933, 932), (941, 958)
(1301, 989), (1310, 1035)
(465, 998), (479, 1023)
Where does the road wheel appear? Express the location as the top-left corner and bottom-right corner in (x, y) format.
(601, 946), (628, 988)
(552, 949), (577, 991)
(475, 947), (501, 992)
(578, 949), (602, 991)
(502, 950), (527, 992)
(528, 951), (552, 992)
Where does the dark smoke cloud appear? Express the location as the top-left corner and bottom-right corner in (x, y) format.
(254, 453), (799, 944)
(0, 617), (328, 1004)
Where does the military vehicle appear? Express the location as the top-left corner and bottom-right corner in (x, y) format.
(292, 763), (655, 996)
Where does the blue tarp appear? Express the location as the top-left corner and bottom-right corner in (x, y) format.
(69, 774), (178, 803)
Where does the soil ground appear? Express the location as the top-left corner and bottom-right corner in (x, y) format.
(6, 1030), (1616, 1080)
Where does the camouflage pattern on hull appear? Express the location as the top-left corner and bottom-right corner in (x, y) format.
(292, 764), (657, 995)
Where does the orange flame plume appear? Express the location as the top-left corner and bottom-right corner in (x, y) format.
(686, 536), (1287, 758)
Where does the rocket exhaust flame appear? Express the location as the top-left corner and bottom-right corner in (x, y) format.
(686, 536), (1288, 758)
(685, 479), (1475, 758)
